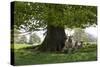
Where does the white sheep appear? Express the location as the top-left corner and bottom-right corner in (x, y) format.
(62, 36), (83, 53)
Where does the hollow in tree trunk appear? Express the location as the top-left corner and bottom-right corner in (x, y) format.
(39, 25), (67, 52)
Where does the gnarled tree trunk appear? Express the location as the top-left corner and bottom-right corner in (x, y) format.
(39, 25), (67, 52)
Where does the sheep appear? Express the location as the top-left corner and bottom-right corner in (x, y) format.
(62, 36), (75, 53)
(62, 36), (83, 53)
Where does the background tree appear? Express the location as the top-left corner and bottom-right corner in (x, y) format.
(18, 35), (27, 44)
(12, 1), (97, 51)
(87, 33), (97, 42)
(73, 28), (89, 42)
(13, 29), (21, 44)
(28, 33), (41, 45)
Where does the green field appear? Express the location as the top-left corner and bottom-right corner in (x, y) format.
(12, 44), (97, 66)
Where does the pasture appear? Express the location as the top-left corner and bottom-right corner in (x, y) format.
(12, 44), (97, 66)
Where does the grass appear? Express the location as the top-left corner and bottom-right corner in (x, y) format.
(12, 44), (97, 66)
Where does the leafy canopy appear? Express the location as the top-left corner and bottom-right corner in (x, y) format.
(13, 1), (97, 32)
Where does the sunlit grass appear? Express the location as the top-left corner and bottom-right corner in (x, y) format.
(11, 44), (33, 49)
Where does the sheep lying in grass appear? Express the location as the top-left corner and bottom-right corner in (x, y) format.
(62, 36), (83, 53)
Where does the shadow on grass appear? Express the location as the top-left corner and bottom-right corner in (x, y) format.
(13, 44), (97, 66)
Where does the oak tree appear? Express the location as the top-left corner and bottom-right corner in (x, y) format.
(12, 1), (97, 51)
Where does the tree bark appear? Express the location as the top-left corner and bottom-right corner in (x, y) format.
(39, 25), (67, 52)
